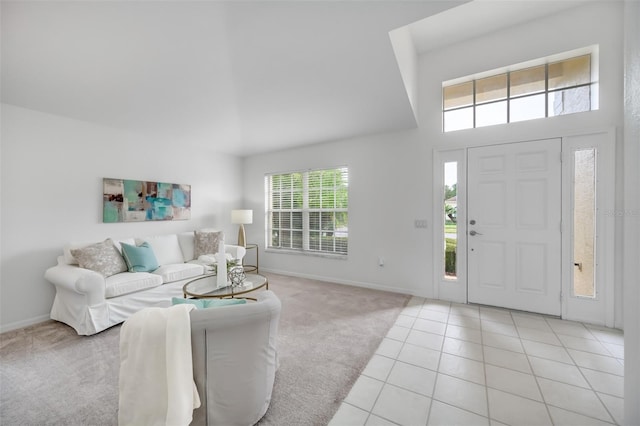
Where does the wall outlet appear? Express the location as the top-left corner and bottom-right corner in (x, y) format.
(414, 219), (428, 228)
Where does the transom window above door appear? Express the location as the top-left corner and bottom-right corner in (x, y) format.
(443, 47), (598, 132)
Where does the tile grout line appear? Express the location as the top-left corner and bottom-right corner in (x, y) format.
(476, 307), (494, 425)
(423, 299), (451, 426)
(359, 302), (412, 426)
(366, 304), (414, 426)
(366, 297), (425, 426)
(337, 300), (623, 426)
(564, 320), (621, 425)
(513, 310), (557, 426)
(541, 313), (618, 425)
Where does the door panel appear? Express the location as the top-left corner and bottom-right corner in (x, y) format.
(479, 181), (506, 226)
(516, 180), (547, 228)
(477, 241), (506, 289)
(468, 139), (562, 315)
(516, 242), (547, 294)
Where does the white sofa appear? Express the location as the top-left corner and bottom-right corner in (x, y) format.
(44, 231), (246, 335)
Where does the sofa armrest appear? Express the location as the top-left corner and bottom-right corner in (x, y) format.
(44, 262), (106, 305)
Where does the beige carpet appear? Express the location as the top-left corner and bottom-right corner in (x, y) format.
(0, 273), (409, 425)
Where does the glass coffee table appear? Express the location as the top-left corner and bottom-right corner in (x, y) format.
(183, 273), (268, 300)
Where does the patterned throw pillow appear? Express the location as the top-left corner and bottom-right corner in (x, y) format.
(70, 238), (128, 277)
(194, 230), (223, 258)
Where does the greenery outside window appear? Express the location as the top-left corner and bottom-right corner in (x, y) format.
(266, 167), (348, 256)
(443, 53), (596, 132)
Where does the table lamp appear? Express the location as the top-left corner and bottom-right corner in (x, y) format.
(231, 209), (253, 247)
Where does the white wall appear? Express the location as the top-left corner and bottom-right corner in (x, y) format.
(0, 104), (244, 331)
(623, 0), (640, 423)
(419, 1), (625, 322)
(420, 1), (623, 150)
(242, 1), (625, 304)
(389, 25), (419, 123)
(243, 128), (432, 297)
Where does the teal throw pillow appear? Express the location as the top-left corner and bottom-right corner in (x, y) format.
(172, 297), (207, 309)
(171, 297), (247, 309)
(203, 299), (247, 308)
(121, 241), (159, 272)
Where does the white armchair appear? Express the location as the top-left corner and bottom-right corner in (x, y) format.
(190, 290), (281, 425)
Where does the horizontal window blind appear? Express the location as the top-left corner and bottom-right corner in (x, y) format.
(267, 167), (348, 255)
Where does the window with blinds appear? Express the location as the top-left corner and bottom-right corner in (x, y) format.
(443, 52), (595, 132)
(266, 167), (348, 256)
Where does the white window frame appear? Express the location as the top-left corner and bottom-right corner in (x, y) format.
(442, 46), (599, 132)
(561, 130), (616, 327)
(266, 167), (348, 257)
(433, 149), (467, 303)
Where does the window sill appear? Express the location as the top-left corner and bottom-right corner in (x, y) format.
(265, 247), (348, 260)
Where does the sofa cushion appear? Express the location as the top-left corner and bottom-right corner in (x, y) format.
(70, 239), (128, 277)
(152, 263), (204, 284)
(105, 272), (163, 298)
(196, 254), (234, 264)
(171, 297), (247, 309)
(194, 230), (224, 258)
(136, 234), (184, 266)
(121, 242), (159, 273)
(113, 238), (136, 254)
(177, 232), (196, 262)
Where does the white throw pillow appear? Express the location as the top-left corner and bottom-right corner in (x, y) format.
(113, 238), (136, 254)
(177, 232), (196, 261)
(136, 234), (184, 266)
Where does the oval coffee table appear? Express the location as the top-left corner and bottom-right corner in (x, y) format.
(183, 273), (268, 300)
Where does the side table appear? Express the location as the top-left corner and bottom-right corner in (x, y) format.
(243, 243), (259, 274)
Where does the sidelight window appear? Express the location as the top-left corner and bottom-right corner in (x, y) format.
(573, 149), (596, 298)
(444, 162), (458, 279)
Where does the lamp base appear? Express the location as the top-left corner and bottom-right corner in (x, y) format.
(237, 224), (246, 247)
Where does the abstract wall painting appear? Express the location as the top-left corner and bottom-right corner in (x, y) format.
(103, 178), (191, 223)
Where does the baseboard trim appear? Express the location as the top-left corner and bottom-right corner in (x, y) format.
(0, 314), (51, 334)
(260, 268), (431, 299)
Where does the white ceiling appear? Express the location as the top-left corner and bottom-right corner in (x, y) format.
(1, 0), (588, 157)
(408, 0), (592, 54)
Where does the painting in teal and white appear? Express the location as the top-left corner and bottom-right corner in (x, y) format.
(103, 178), (191, 223)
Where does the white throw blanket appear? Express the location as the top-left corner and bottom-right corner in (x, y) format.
(118, 305), (201, 426)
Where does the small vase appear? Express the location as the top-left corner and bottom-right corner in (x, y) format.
(228, 266), (246, 286)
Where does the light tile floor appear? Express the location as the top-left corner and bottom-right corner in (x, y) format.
(329, 297), (624, 426)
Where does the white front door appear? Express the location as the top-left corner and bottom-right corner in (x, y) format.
(467, 139), (562, 316)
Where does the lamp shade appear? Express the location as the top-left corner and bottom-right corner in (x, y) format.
(231, 209), (253, 225)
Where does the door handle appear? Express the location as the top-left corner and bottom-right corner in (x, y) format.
(469, 230), (482, 236)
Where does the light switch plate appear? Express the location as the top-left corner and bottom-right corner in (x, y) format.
(414, 219), (428, 228)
